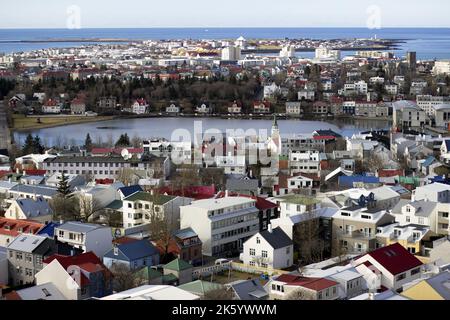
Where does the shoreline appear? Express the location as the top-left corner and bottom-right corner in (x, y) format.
(11, 113), (392, 132)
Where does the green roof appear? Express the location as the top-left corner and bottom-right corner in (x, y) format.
(276, 194), (320, 205)
(178, 280), (223, 295)
(106, 200), (123, 210)
(133, 267), (162, 280)
(162, 273), (178, 283)
(163, 258), (193, 271)
(125, 192), (176, 205)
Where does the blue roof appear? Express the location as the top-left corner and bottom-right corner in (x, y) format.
(104, 239), (159, 262)
(37, 222), (61, 238)
(339, 175), (380, 188)
(10, 184), (59, 197)
(422, 156), (437, 167)
(16, 197), (53, 218)
(118, 185), (143, 198)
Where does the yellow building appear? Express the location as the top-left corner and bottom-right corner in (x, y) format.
(401, 272), (450, 300)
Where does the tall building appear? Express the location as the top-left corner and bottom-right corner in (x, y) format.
(407, 52), (417, 71)
(221, 45), (242, 61)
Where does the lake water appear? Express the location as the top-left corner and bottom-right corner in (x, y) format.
(13, 117), (391, 147)
(1, 28), (450, 59)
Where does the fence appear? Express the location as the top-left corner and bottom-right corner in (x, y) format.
(230, 262), (289, 276)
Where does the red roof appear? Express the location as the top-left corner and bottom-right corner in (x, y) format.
(313, 135), (335, 141)
(276, 274), (338, 291)
(95, 178), (115, 185)
(0, 218), (44, 237)
(158, 185), (216, 200)
(44, 252), (113, 286)
(22, 169), (47, 176)
(378, 169), (405, 178)
(366, 243), (423, 275)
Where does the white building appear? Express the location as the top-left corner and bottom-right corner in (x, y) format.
(221, 46), (241, 61)
(180, 196), (260, 256)
(289, 150), (320, 175)
(215, 154), (246, 175)
(285, 102), (302, 115)
(433, 60), (450, 75)
(280, 45), (296, 58)
(122, 192), (191, 229)
(54, 222), (113, 258)
(416, 95), (449, 116)
(392, 100), (428, 130)
(131, 99), (149, 115)
(242, 225), (293, 270)
(166, 103), (180, 114)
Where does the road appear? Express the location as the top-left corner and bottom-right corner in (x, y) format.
(0, 101), (11, 150)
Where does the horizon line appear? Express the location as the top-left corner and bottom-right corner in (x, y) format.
(1, 26), (450, 30)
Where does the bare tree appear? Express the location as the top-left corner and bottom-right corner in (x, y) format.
(147, 192), (178, 263)
(116, 168), (136, 186)
(76, 194), (103, 222)
(285, 288), (316, 300)
(293, 211), (328, 265)
(110, 263), (135, 292)
(49, 195), (80, 221)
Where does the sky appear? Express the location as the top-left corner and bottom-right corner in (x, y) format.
(1, 0), (450, 29)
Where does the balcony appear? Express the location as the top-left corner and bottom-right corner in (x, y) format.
(338, 230), (376, 240)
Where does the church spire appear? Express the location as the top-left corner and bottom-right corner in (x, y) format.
(272, 114), (278, 129)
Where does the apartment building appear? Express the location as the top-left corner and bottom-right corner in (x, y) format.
(43, 154), (170, 180)
(416, 95), (449, 115)
(122, 191), (191, 229)
(332, 206), (395, 254)
(289, 150), (320, 175)
(180, 196), (260, 257)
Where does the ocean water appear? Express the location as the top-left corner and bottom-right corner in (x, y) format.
(1, 28), (450, 59)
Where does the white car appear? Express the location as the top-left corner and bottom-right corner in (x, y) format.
(215, 258), (231, 266)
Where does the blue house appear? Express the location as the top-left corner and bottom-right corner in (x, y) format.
(338, 175), (380, 189)
(103, 239), (160, 270)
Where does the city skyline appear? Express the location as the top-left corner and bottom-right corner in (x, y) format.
(1, 0), (450, 29)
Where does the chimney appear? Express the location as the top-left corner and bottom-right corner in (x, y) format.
(225, 190), (229, 197)
(113, 244), (119, 256)
(268, 224), (273, 233)
(59, 219), (64, 224)
(368, 292), (375, 301)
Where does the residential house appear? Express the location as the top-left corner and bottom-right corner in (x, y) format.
(103, 239), (160, 270)
(37, 252), (113, 299)
(266, 274), (339, 300)
(0, 218), (44, 247)
(332, 206), (396, 254)
(54, 222), (113, 258)
(162, 103), (179, 115)
(352, 243), (423, 292)
(5, 197), (53, 224)
(6, 234), (75, 286)
(42, 99), (61, 114)
(70, 98), (86, 115)
(226, 279), (268, 300)
(122, 191), (191, 229)
(228, 101), (242, 114)
(253, 100), (271, 114)
(131, 99), (149, 115)
(163, 258), (193, 285)
(242, 225), (293, 270)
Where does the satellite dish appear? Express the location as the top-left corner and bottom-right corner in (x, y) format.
(121, 149), (130, 160)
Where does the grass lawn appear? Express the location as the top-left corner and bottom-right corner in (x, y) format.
(201, 270), (269, 286)
(12, 114), (114, 130)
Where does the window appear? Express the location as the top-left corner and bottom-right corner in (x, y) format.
(256, 237), (260, 244)
(36, 256), (43, 266)
(418, 217), (425, 225)
(25, 254), (32, 263)
(318, 292), (322, 300)
(406, 216), (411, 223)
(249, 248), (255, 256)
(16, 252), (23, 260)
(58, 230), (64, 237)
(396, 273), (406, 281)
(411, 267), (421, 276)
(25, 268), (33, 277)
(286, 247), (290, 254)
(261, 263), (268, 268)
(249, 261), (255, 266)
(262, 250), (268, 258)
